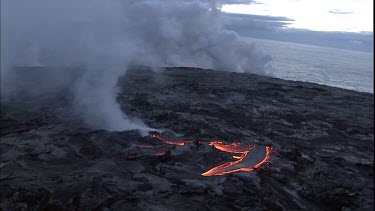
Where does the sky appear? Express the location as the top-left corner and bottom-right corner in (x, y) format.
(222, 0), (373, 32)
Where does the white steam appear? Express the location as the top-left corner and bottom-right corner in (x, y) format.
(1, 0), (271, 132)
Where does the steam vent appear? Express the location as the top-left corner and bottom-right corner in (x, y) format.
(1, 67), (374, 210)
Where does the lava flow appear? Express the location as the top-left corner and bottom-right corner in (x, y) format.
(150, 132), (194, 146)
(201, 145), (272, 176)
(148, 131), (274, 176)
(208, 141), (253, 154)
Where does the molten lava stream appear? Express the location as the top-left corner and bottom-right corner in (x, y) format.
(148, 132), (273, 176)
(202, 146), (272, 176)
(150, 133), (194, 146)
(209, 141), (253, 153)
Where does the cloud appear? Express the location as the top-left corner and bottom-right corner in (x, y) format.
(219, 9), (372, 52)
(329, 9), (353, 15)
(223, 12), (293, 31)
(218, 0), (255, 4)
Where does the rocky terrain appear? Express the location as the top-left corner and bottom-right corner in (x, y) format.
(1, 67), (374, 210)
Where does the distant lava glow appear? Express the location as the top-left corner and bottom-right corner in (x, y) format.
(148, 132), (274, 176)
(150, 133), (194, 146)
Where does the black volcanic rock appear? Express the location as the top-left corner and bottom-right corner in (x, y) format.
(1, 67), (374, 210)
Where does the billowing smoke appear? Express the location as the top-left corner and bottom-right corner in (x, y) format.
(1, 0), (271, 132)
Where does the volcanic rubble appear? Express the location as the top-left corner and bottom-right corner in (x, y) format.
(0, 67), (374, 210)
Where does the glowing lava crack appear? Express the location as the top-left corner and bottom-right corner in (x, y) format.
(202, 145), (272, 176)
(150, 132), (194, 146)
(146, 132), (274, 176)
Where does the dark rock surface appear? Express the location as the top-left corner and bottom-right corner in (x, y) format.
(1, 67), (374, 210)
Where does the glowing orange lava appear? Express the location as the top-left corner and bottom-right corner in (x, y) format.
(208, 141), (253, 154)
(201, 146), (272, 176)
(148, 132), (274, 176)
(150, 133), (194, 146)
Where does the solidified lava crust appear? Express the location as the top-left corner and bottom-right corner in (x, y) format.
(1, 67), (374, 210)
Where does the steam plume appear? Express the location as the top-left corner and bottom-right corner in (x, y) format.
(1, 0), (271, 132)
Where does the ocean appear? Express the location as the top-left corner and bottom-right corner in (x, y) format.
(248, 38), (374, 93)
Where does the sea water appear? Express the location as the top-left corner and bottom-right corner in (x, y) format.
(248, 38), (374, 93)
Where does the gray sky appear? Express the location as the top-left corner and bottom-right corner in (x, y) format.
(222, 0), (373, 32)
(221, 1), (373, 53)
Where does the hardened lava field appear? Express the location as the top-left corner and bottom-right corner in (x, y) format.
(1, 67), (373, 210)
